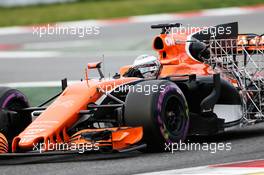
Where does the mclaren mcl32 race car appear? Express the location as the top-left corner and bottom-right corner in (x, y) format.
(0, 22), (263, 156)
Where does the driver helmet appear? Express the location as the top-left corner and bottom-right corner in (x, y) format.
(133, 55), (161, 78)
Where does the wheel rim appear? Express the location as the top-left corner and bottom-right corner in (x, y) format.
(163, 96), (185, 134)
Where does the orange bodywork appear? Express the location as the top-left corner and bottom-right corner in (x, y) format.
(70, 127), (143, 150)
(120, 31), (214, 77)
(155, 33), (214, 77)
(12, 78), (139, 152)
(87, 62), (102, 69)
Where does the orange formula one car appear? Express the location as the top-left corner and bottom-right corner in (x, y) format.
(0, 22), (263, 156)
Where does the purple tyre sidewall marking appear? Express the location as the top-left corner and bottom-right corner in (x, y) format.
(156, 84), (189, 144)
(1, 91), (28, 109)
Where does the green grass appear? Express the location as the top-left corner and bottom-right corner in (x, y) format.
(17, 87), (61, 106)
(0, 0), (263, 27)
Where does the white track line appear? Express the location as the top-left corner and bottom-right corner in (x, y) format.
(0, 26), (31, 35)
(0, 50), (153, 59)
(0, 51), (61, 59)
(137, 159), (264, 175)
(0, 6), (263, 36)
(22, 40), (94, 49)
(201, 7), (252, 16)
(58, 20), (104, 28)
(0, 81), (80, 87)
(130, 14), (182, 23)
(137, 166), (264, 175)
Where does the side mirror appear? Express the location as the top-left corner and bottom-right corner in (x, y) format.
(87, 62), (102, 69)
(85, 61), (104, 81)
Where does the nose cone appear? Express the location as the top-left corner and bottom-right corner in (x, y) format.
(12, 135), (44, 152)
(12, 127), (47, 152)
(19, 136), (44, 151)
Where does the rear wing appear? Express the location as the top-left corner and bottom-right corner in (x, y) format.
(191, 22), (264, 53)
(192, 22), (238, 40)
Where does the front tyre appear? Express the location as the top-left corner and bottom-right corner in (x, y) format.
(124, 80), (189, 152)
(0, 87), (31, 152)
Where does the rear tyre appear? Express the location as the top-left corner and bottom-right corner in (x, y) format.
(124, 80), (189, 152)
(0, 87), (31, 152)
